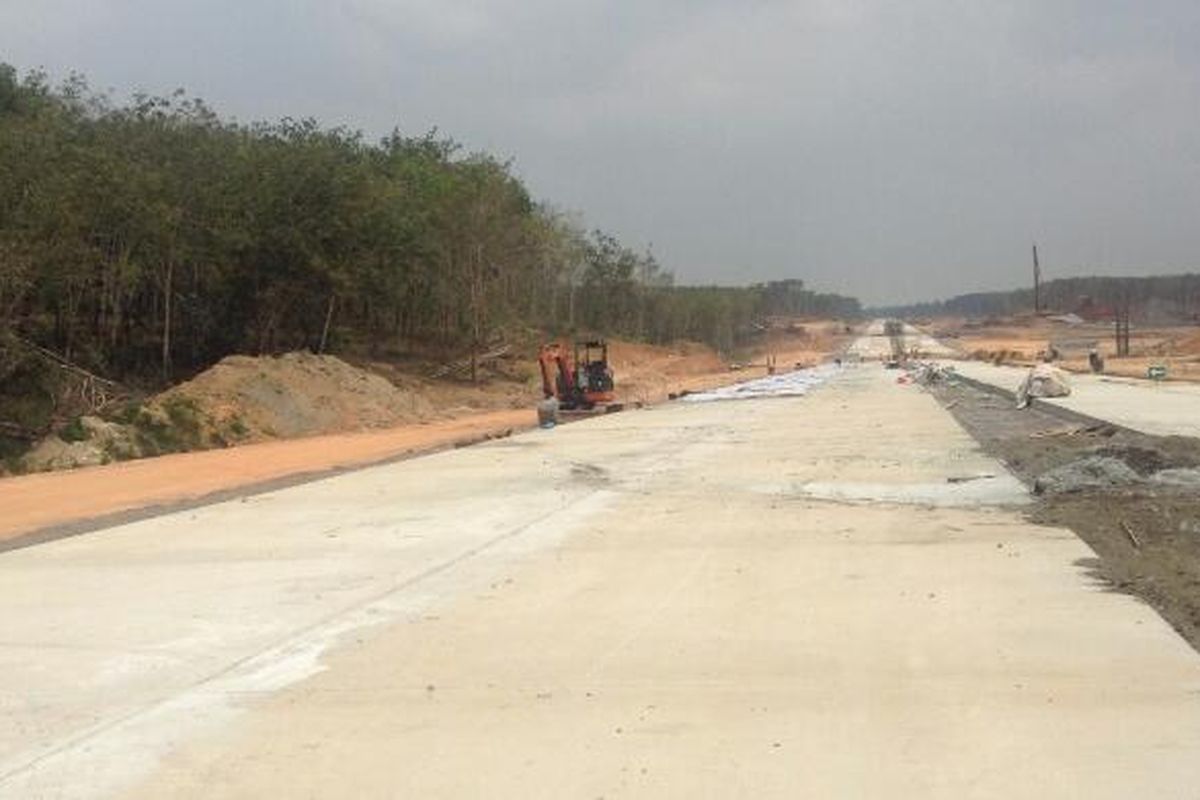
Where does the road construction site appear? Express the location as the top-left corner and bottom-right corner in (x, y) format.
(943, 359), (1200, 439)
(4, 328), (1200, 798)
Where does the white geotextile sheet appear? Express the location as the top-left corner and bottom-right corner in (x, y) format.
(681, 364), (839, 402)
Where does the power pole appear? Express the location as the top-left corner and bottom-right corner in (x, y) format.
(1114, 304), (1131, 357)
(1032, 243), (1041, 314)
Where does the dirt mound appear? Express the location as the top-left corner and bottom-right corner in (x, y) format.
(157, 352), (437, 442)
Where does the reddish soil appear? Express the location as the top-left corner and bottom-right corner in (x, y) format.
(0, 324), (852, 545)
(0, 410), (531, 544)
(939, 316), (1200, 382)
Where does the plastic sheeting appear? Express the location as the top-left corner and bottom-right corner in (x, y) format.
(1015, 364), (1072, 409)
(681, 364), (839, 402)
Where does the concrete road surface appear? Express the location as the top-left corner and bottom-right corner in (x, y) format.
(3, 366), (1200, 798)
(848, 320), (957, 359)
(947, 360), (1200, 439)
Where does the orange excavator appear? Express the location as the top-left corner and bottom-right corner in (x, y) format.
(538, 339), (616, 411)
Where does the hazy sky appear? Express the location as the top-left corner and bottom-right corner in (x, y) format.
(4, 1), (1200, 305)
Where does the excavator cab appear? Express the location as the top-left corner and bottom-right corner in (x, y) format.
(574, 340), (614, 405)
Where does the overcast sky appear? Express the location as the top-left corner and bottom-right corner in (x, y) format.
(4, 1), (1200, 305)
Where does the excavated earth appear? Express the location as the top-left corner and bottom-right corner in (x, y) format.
(11, 339), (759, 475)
(928, 375), (1200, 651)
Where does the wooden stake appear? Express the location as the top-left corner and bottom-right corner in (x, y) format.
(1032, 243), (1041, 314)
(1120, 520), (1141, 549)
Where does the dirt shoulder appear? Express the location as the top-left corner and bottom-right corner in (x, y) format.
(928, 373), (1200, 652)
(0, 409), (531, 549)
(0, 326), (852, 549)
(0, 354), (793, 548)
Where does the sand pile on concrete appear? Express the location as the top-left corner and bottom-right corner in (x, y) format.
(157, 352), (436, 441)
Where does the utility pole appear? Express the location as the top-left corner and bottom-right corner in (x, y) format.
(1114, 303), (1131, 357)
(1032, 243), (1041, 314)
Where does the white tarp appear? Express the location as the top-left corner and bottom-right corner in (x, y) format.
(682, 364), (839, 402)
(1015, 364), (1072, 409)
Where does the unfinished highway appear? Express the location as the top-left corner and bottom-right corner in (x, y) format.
(946, 359), (1200, 439)
(3, 359), (1200, 798)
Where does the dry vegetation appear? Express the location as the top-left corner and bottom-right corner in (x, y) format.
(935, 313), (1200, 381)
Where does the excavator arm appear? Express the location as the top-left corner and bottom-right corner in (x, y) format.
(538, 344), (574, 401)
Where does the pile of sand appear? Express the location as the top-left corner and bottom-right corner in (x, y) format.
(157, 352), (438, 441)
(19, 351), (536, 472)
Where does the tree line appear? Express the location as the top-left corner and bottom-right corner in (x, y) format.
(876, 274), (1200, 323)
(0, 64), (859, 396)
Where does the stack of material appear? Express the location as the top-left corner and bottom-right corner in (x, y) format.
(1015, 364), (1071, 409)
(431, 345), (511, 379)
(909, 362), (956, 386)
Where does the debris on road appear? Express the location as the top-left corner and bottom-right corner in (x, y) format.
(908, 362), (957, 386)
(947, 473), (996, 484)
(1029, 425), (1089, 439)
(1033, 456), (1141, 495)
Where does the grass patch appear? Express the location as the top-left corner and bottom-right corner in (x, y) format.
(60, 415), (89, 442)
(129, 396), (207, 455)
(1, 444), (28, 476)
(162, 396), (203, 442)
(228, 415), (248, 438)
